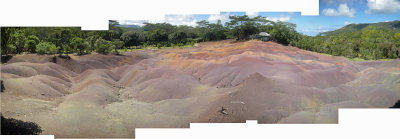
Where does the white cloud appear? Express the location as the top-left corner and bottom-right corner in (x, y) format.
(323, 0), (336, 4)
(119, 13), (291, 27)
(344, 21), (353, 25)
(298, 28), (332, 36)
(118, 20), (153, 26)
(265, 16), (291, 22)
(119, 20), (141, 25)
(119, 15), (198, 27)
(322, 3), (356, 17)
(298, 24), (345, 36)
(322, 0), (361, 5)
(365, 0), (400, 14)
(208, 13), (231, 24)
(164, 15), (198, 26)
(323, 0), (341, 4)
(246, 11), (259, 17)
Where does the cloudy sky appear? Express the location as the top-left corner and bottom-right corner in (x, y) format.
(119, 0), (400, 36)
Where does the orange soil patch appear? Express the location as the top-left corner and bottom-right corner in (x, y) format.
(1, 40), (399, 137)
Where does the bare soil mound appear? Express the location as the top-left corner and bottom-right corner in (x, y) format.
(1, 40), (399, 137)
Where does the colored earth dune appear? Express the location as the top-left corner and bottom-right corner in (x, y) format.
(1, 40), (400, 137)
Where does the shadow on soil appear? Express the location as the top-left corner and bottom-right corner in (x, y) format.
(1, 113), (42, 135)
(1, 55), (13, 63)
(390, 100), (400, 108)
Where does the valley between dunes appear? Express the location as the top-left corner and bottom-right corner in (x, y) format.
(1, 40), (400, 137)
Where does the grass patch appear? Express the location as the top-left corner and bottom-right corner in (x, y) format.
(348, 57), (393, 61)
(118, 44), (195, 53)
(318, 52), (394, 61)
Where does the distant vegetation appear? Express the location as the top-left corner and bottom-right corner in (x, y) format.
(292, 21), (400, 60)
(1, 16), (399, 60)
(0, 15), (300, 57)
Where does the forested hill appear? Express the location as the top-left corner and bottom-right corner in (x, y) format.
(319, 20), (400, 36)
(292, 20), (400, 60)
(117, 24), (141, 29)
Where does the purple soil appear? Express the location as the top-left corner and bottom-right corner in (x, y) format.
(1, 40), (399, 137)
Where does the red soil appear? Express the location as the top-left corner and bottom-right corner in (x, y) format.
(1, 40), (399, 137)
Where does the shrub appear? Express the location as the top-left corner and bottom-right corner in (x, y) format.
(6, 45), (17, 54)
(48, 44), (60, 55)
(70, 37), (87, 55)
(36, 42), (59, 55)
(112, 39), (124, 55)
(156, 43), (162, 49)
(24, 35), (40, 53)
(95, 38), (114, 54)
(11, 31), (26, 54)
(25, 40), (37, 53)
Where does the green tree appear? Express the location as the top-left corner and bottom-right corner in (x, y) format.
(226, 15), (263, 40)
(168, 31), (187, 44)
(24, 35), (40, 53)
(10, 31), (26, 54)
(48, 44), (60, 56)
(104, 30), (121, 41)
(143, 23), (176, 46)
(120, 30), (146, 48)
(146, 29), (169, 45)
(104, 20), (123, 41)
(1, 27), (21, 56)
(112, 39), (124, 55)
(86, 35), (100, 52)
(95, 38), (113, 54)
(378, 42), (394, 58)
(70, 37), (87, 55)
(6, 45), (17, 55)
(36, 42), (58, 55)
(55, 29), (72, 55)
(196, 20), (227, 41)
(270, 21), (299, 45)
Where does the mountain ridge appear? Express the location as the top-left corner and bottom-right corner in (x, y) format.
(319, 20), (400, 36)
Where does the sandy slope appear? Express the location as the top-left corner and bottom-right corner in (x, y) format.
(1, 40), (400, 137)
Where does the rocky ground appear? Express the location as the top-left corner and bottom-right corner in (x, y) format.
(1, 40), (399, 137)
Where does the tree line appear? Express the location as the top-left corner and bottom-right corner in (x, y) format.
(1, 15), (301, 57)
(1, 16), (399, 60)
(291, 21), (400, 60)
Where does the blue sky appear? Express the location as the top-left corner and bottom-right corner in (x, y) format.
(119, 0), (400, 36)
